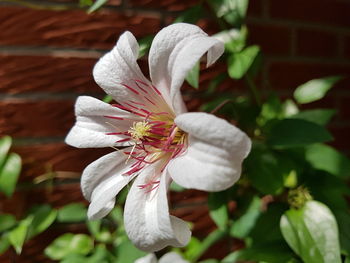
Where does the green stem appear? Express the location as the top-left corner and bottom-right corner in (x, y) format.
(190, 229), (227, 262)
(245, 74), (262, 106)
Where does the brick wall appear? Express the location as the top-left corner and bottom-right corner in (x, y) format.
(0, 0), (349, 261)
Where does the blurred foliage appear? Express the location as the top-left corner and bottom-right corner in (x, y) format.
(1, 0), (350, 262)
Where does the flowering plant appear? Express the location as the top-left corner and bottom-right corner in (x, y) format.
(66, 23), (251, 251)
(1, 1), (349, 262)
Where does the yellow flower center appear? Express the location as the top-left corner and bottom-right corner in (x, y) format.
(128, 121), (151, 141)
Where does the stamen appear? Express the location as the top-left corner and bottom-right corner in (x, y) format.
(128, 121), (151, 141)
(105, 80), (188, 186)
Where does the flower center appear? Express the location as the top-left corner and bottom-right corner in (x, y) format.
(104, 79), (187, 190)
(128, 121), (151, 141)
(124, 117), (186, 177)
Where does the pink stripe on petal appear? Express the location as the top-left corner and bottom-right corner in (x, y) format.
(106, 132), (129, 135)
(103, 115), (124, 120)
(144, 96), (156, 106)
(116, 138), (131, 143)
(151, 85), (162, 96)
(134, 80), (149, 94)
(122, 84), (139, 95)
(129, 100), (146, 106)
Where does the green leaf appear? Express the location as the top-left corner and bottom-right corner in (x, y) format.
(0, 152), (21, 197)
(86, 220), (112, 243)
(108, 206), (123, 226)
(280, 201), (342, 263)
(138, 35), (154, 58)
(79, 0), (93, 7)
(332, 210), (350, 255)
(28, 205), (57, 237)
(230, 196), (261, 238)
(294, 76), (342, 104)
(222, 242), (295, 263)
(291, 109), (336, 126)
(60, 254), (87, 263)
(184, 237), (202, 260)
(88, 244), (112, 263)
(199, 260), (219, 263)
(87, 220), (101, 237)
(0, 234), (10, 254)
(0, 214), (16, 232)
(174, 5), (203, 24)
(215, 27), (247, 53)
(8, 217), (32, 254)
(45, 233), (94, 260)
(246, 146), (289, 194)
(209, 0), (249, 26)
(102, 95), (113, 103)
(115, 238), (147, 263)
(170, 181), (185, 192)
(208, 192), (229, 230)
(185, 62), (200, 89)
(305, 144), (350, 178)
(257, 94), (283, 126)
(188, 230), (226, 262)
(346, 257), (350, 263)
(267, 119), (333, 148)
(0, 136), (12, 169)
(249, 203), (287, 244)
(305, 171), (350, 210)
(57, 203), (87, 223)
(87, 0), (108, 13)
(282, 99), (299, 117)
(228, 45), (260, 79)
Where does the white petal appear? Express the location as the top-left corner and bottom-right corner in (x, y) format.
(81, 150), (136, 220)
(168, 112), (251, 191)
(149, 23), (224, 115)
(93, 32), (151, 105)
(135, 254), (157, 263)
(124, 165), (191, 252)
(159, 252), (189, 263)
(65, 96), (140, 148)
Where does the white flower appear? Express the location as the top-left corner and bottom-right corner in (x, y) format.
(65, 23), (251, 252)
(135, 252), (189, 263)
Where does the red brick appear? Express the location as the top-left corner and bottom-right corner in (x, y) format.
(269, 0), (350, 28)
(339, 96), (350, 121)
(30, 183), (86, 207)
(247, 0), (263, 17)
(0, 183), (84, 216)
(14, 143), (110, 180)
(300, 96), (338, 111)
(0, 55), (102, 94)
(52, 0), (121, 4)
(0, 99), (75, 137)
(11, 224), (89, 263)
(268, 61), (350, 92)
(344, 36), (350, 59)
(128, 0), (198, 11)
(296, 29), (338, 57)
(329, 125), (350, 151)
(248, 24), (292, 55)
(0, 6), (160, 49)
